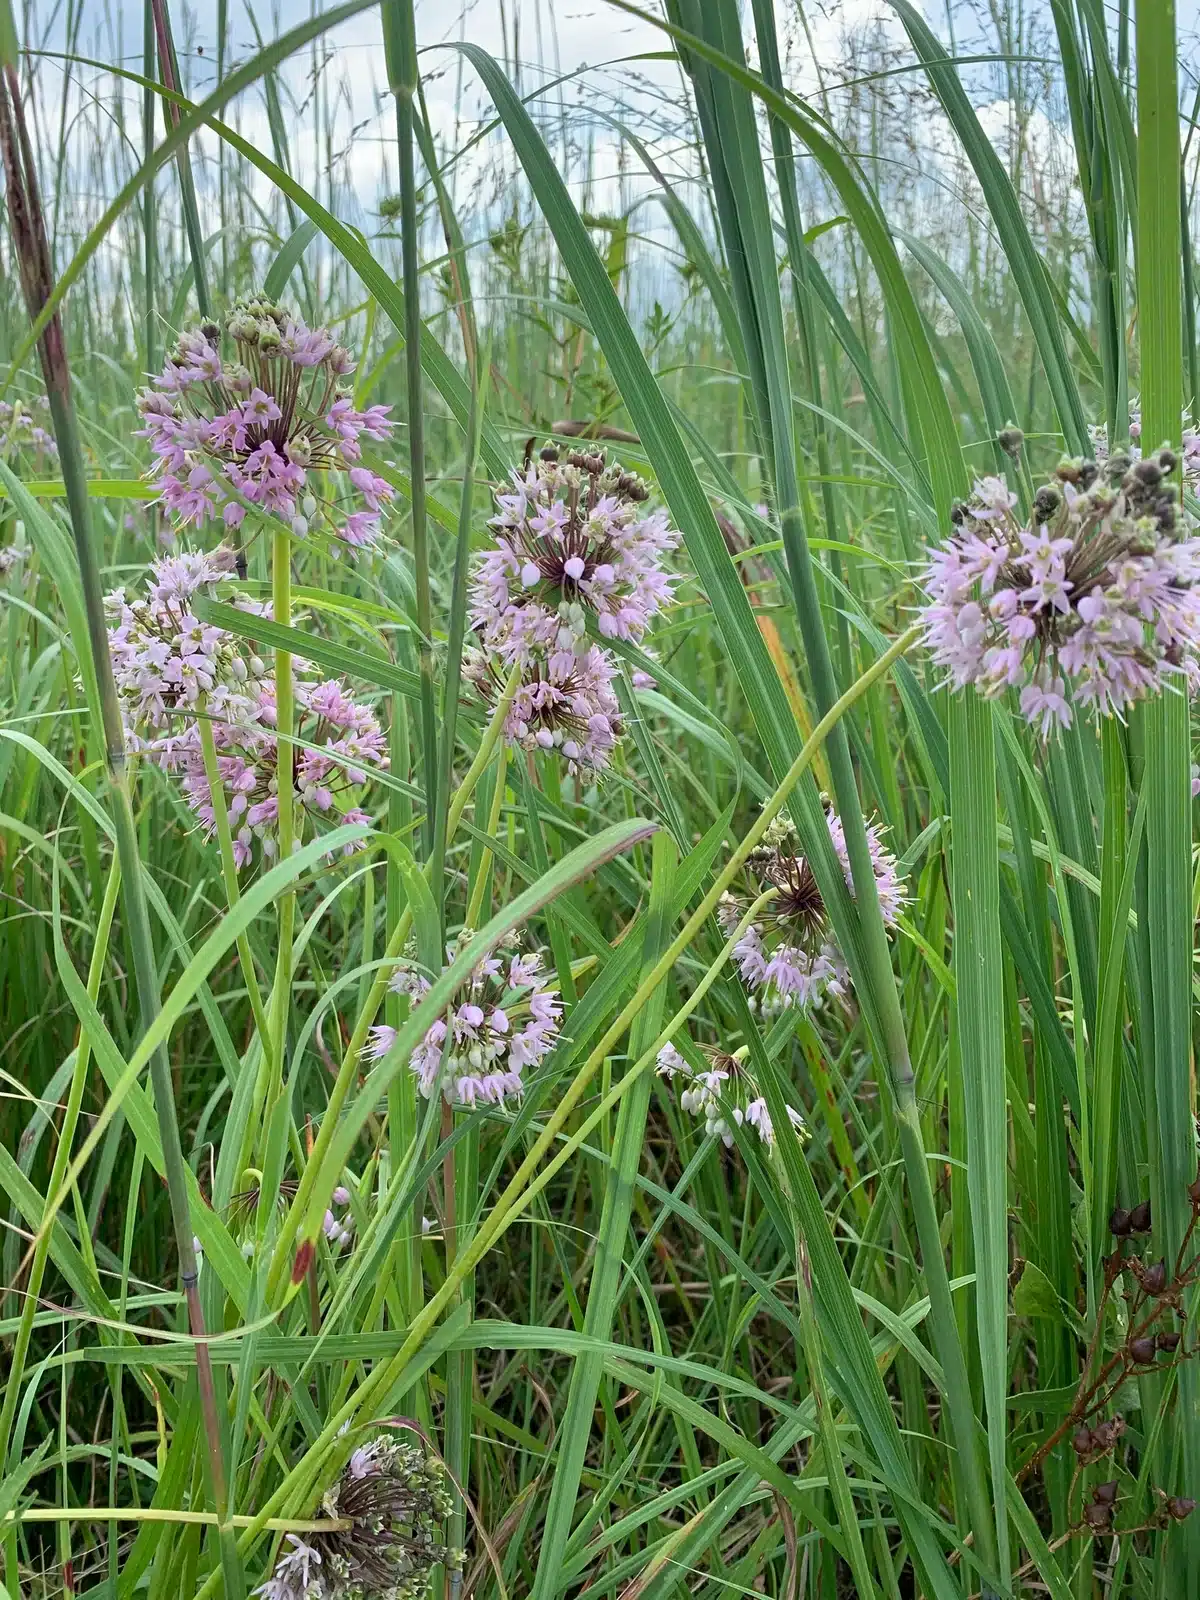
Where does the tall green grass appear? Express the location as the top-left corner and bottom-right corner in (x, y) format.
(2, 2), (1200, 1597)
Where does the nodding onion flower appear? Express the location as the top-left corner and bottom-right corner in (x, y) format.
(921, 451), (1200, 735)
(136, 295), (394, 549)
(462, 642), (623, 775)
(252, 1432), (461, 1600)
(718, 810), (905, 1014)
(105, 550), (385, 866)
(464, 444), (679, 774)
(656, 1040), (809, 1151)
(0, 392), (56, 465)
(470, 443), (679, 662)
(367, 932), (561, 1109)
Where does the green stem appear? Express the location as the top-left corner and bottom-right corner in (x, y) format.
(264, 665), (521, 1302)
(383, 0), (437, 861)
(197, 714), (274, 1057)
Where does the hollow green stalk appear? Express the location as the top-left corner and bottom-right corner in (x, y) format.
(197, 714), (274, 1060)
(382, 0), (437, 861)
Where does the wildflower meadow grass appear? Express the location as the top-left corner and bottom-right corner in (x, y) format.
(5, 0), (1200, 1596)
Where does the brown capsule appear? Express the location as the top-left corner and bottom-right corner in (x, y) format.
(1093, 1480), (1119, 1506)
(1143, 1260), (1168, 1295)
(1157, 1330), (1181, 1353)
(1073, 1426), (1095, 1457)
(1110, 1207), (1133, 1237)
(1168, 1497), (1197, 1521)
(1129, 1199), (1153, 1234)
(1188, 1171), (1200, 1205)
(1130, 1336), (1159, 1365)
(1084, 1501), (1113, 1532)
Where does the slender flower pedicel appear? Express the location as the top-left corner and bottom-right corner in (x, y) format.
(921, 450), (1200, 732)
(368, 931), (561, 1107)
(136, 296), (394, 549)
(719, 809), (905, 1012)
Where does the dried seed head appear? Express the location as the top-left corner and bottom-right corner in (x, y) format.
(1157, 1330), (1181, 1354)
(1083, 1501), (1113, 1532)
(1129, 1336), (1159, 1365)
(1168, 1497), (1197, 1521)
(1093, 1481), (1119, 1506)
(1110, 1206), (1133, 1238)
(1073, 1426), (1095, 1458)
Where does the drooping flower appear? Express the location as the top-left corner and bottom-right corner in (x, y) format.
(0, 392), (57, 466)
(252, 1432), (460, 1600)
(136, 296), (394, 549)
(470, 444), (679, 664)
(920, 450), (1200, 731)
(175, 674), (385, 867)
(463, 643), (623, 774)
(105, 546), (262, 734)
(367, 932), (561, 1109)
(656, 1040), (808, 1151)
(719, 809), (905, 1013)
(462, 444), (677, 776)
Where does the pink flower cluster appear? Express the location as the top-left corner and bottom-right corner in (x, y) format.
(368, 934), (561, 1109)
(720, 810), (905, 1013)
(106, 550), (384, 867)
(177, 674), (384, 866)
(136, 296), (394, 550)
(463, 643), (624, 773)
(656, 1041), (807, 1151)
(464, 445), (679, 774)
(106, 547), (261, 736)
(0, 393), (56, 465)
(921, 451), (1200, 735)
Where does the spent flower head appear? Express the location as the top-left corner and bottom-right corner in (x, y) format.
(720, 809), (905, 1013)
(368, 930), (561, 1108)
(136, 296), (394, 549)
(921, 451), (1200, 733)
(253, 1432), (460, 1600)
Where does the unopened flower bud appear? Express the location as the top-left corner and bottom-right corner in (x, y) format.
(1128, 1199), (1152, 1233)
(1143, 1259), (1167, 1295)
